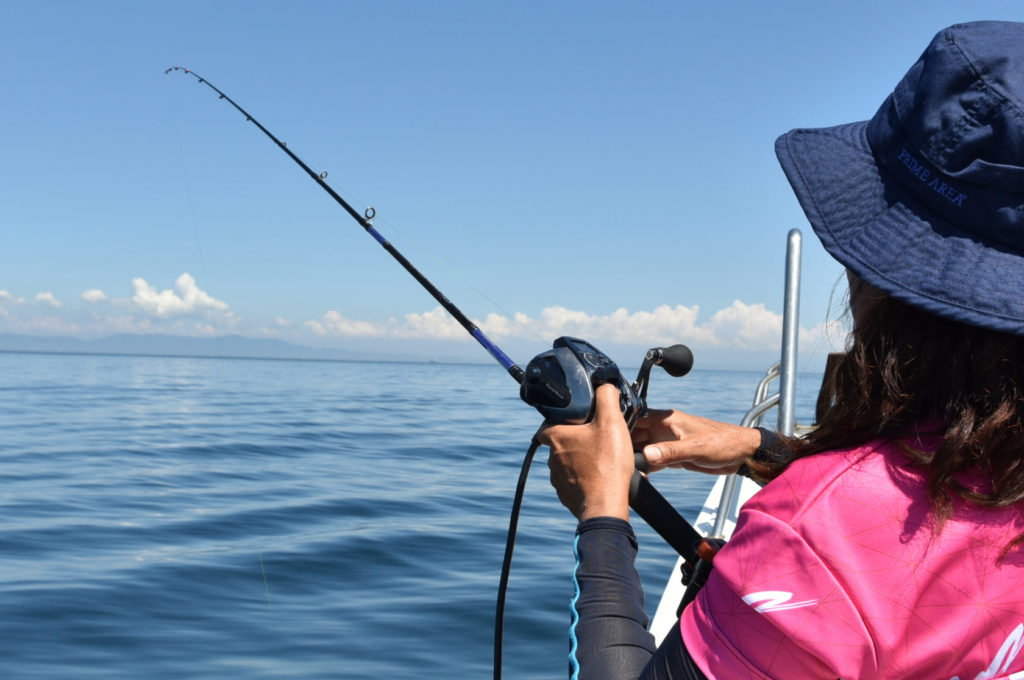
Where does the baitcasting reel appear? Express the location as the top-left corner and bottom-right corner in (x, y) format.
(500, 337), (704, 680)
(519, 336), (694, 426)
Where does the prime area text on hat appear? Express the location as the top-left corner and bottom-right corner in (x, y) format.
(895, 148), (967, 208)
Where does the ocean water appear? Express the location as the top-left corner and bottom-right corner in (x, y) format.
(0, 351), (822, 679)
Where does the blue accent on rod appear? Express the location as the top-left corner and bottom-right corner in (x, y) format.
(366, 224), (388, 246)
(473, 328), (516, 371)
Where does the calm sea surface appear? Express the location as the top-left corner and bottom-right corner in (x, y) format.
(0, 352), (821, 679)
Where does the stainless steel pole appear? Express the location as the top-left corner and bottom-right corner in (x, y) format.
(778, 229), (802, 436)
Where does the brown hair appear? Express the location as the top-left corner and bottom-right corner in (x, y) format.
(754, 289), (1024, 549)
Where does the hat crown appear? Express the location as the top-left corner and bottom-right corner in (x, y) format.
(895, 21), (1024, 189)
(865, 21), (1024, 250)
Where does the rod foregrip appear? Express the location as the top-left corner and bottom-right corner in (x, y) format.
(628, 471), (702, 564)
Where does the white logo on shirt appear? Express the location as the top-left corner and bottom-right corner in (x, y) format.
(950, 623), (1024, 680)
(741, 590), (818, 613)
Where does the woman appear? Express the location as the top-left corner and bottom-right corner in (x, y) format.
(542, 21), (1024, 679)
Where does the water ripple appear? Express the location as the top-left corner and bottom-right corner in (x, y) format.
(0, 352), (821, 678)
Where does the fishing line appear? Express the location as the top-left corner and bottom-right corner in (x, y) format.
(166, 83), (286, 632)
(166, 97), (227, 358)
(257, 553), (274, 611)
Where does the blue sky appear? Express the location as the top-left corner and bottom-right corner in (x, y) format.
(3, 1), (1022, 371)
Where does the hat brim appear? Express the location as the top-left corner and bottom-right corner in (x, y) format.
(776, 121), (1024, 334)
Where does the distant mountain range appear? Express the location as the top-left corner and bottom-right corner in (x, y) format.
(0, 332), (411, 363)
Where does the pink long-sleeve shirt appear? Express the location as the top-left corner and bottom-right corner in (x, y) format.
(682, 438), (1024, 679)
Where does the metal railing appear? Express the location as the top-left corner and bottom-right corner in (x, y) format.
(709, 228), (801, 538)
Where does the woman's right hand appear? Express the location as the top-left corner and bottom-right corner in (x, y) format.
(631, 409), (761, 475)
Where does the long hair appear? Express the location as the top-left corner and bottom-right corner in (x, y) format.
(753, 287), (1024, 548)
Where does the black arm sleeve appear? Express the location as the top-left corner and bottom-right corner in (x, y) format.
(736, 426), (795, 480)
(570, 518), (708, 680)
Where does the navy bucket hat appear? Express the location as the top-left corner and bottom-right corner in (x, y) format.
(776, 21), (1024, 334)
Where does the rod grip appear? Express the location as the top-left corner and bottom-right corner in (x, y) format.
(628, 471), (702, 563)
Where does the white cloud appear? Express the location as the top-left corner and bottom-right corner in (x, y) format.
(81, 289), (108, 304)
(34, 292), (62, 308)
(705, 301), (781, 349)
(477, 312), (516, 337)
(502, 302), (852, 354)
(0, 271), (843, 362)
(394, 307), (466, 339)
(302, 301), (822, 351)
(131, 273), (230, 318)
(305, 307), (512, 341)
(305, 310), (384, 337)
(506, 304), (716, 346)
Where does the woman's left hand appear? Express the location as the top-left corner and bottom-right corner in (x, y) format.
(538, 384), (634, 521)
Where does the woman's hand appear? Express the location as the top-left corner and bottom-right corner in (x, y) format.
(539, 384), (634, 521)
(631, 409), (761, 475)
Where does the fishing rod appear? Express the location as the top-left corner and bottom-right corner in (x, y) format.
(165, 66), (524, 386)
(167, 67), (715, 679)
